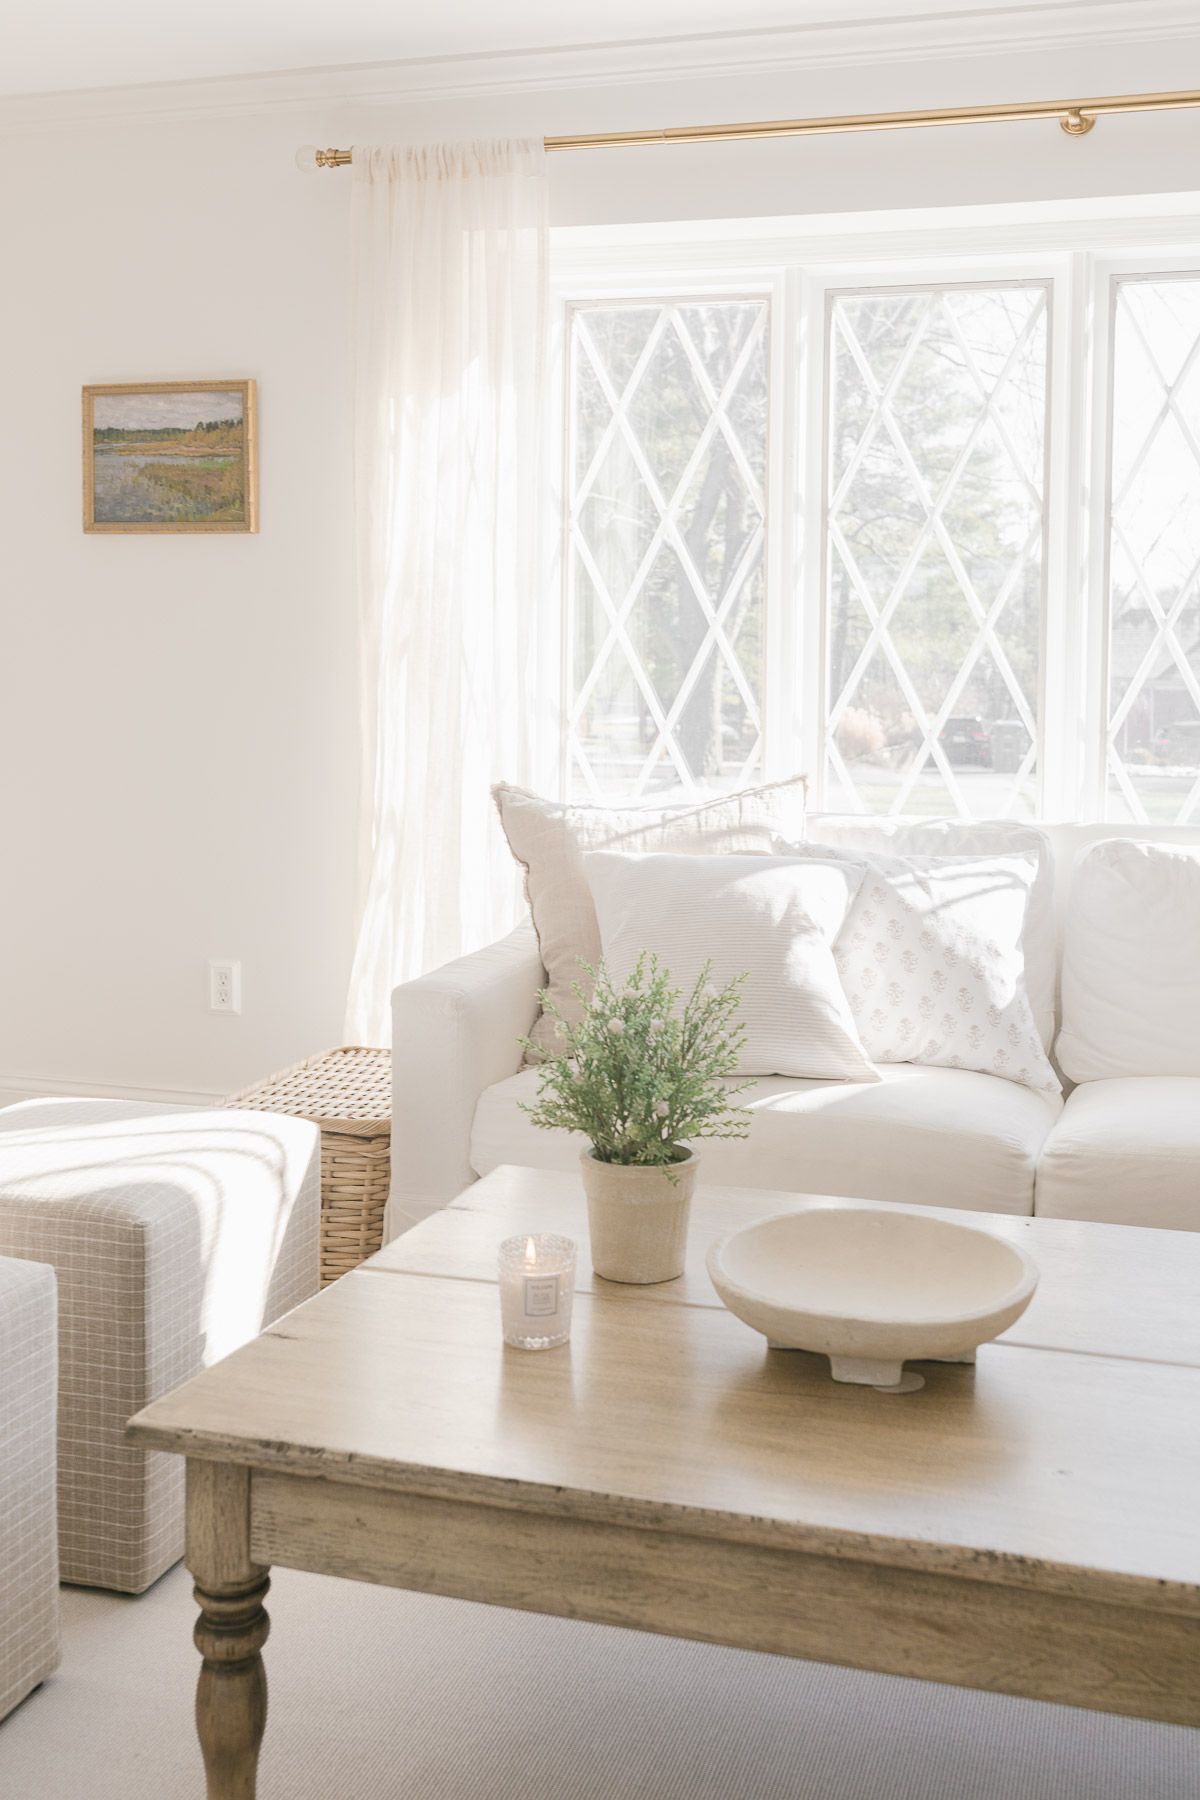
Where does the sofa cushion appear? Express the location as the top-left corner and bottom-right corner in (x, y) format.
(1056, 839), (1200, 1082)
(473, 1064), (1060, 1218)
(493, 775), (808, 1057)
(1036, 1077), (1200, 1231)
(583, 850), (877, 1081)
(805, 816), (1056, 1051)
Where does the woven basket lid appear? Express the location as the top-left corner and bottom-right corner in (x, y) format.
(226, 1045), (390, 1132)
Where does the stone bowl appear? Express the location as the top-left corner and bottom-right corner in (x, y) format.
(706, 1201), (1038, 1393)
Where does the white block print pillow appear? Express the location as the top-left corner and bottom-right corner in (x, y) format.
(778, 843), (1060, 1098)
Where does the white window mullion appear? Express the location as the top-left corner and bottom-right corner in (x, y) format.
(759, 266), (796, 786)
(1040, 252), (1089, 821)
(798, 271), (829, 803)
(1082, 261), (1117, 819)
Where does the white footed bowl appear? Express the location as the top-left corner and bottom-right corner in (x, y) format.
(707, 1202), (1038, 1392)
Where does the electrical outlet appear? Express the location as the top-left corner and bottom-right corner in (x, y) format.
(208, 960), (242, 1014)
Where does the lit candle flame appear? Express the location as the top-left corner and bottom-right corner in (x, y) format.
(525, 1236), (537, 1266)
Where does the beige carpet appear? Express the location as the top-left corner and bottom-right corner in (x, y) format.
(0, 1564), (1195, 1800)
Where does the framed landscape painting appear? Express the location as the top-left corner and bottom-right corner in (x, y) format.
(83, 379), (257, 533)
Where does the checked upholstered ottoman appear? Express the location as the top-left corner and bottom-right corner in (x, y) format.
(0, 1098), (320, 1593)
(0, 1256), (60, 1721)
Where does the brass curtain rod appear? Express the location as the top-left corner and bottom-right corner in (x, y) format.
(308, 85), (1200, 164)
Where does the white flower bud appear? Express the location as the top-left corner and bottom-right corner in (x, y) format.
(607, 1017), (625, 1035)
(653, 1101), (669, 1119)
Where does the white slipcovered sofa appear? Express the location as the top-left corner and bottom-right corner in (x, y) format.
(0, 1099), (320, 1593)
(388, 820), (1200, 1240)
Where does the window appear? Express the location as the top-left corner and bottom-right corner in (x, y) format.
(566, 299), (770, 800)
(1106, 274), (1200, 824)
(824, 284), (1047, 819)
(556, 219), (1200, 822)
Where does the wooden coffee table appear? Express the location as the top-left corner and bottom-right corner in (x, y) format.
(128, 1166), (1200, 1797)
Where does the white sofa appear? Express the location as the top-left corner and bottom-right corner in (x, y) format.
(0, 1098), (320, 1593)
(389, 822), (1200, 1240)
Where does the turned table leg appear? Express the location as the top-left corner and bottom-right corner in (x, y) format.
(187, 1460), (271, 1800)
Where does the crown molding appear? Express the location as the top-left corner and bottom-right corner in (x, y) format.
(0, 3), (1198, 133)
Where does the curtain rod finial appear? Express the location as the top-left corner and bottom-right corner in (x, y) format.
(296, 145), (351, 170)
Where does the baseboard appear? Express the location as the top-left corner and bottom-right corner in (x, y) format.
(0, 1071), (225, 1108)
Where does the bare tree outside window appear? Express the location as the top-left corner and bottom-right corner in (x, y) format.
(566, 300), (768, 800)
(824, 284), (1048, 819)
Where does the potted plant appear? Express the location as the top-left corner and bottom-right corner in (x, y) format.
(521, 954), (750, 1283)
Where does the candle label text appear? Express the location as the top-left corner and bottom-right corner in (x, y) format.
(523, 1275), (559, 1318)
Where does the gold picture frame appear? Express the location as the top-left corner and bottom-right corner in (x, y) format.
(83, 379), (258, 534)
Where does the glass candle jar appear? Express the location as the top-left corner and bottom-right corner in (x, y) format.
(498, 1233), (576, 1350)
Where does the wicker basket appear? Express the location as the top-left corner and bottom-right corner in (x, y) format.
(226, 1046), (391, 1287)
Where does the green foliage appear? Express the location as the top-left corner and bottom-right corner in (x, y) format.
(519, 954), (752, 1168)
(138, 459), (245, 520)
(94, 418), (242, 445)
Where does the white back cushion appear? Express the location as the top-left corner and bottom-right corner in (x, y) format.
(583, 851), (878, 1082)
(807, 816), (1056, 1050)
(494, 777), (808, 1056)
(1057, 839), (1200, 1081)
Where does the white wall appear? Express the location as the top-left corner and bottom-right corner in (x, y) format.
(0, 111), (359, 1101)
(2, 21), (1199, 1101)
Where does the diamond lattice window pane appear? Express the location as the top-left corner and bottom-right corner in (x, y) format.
(825, 285), (1048, 819)
(567, 300), (769, 801)
(1106, 276), (1200, 824)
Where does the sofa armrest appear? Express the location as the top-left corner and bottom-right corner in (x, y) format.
(389, 923), (544, 1239)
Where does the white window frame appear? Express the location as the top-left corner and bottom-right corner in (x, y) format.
(562, 283), (781, 801)
(1087, 251), (1200, 825)
(802, 258), (1062, 819)
(551, 201), (1200, 823)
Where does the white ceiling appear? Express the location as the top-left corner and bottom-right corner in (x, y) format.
(0, 0), (1140, 99)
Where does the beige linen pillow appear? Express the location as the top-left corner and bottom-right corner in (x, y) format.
(493, 776), (807, 1056)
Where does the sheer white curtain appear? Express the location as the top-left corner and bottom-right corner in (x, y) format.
(345, 140), (551, 1044)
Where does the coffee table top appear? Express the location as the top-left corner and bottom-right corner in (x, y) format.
(129, 1166), (1200, 1614)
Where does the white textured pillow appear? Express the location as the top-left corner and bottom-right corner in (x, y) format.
(778, 841), (1059, 1098)
(805, 816), (1056, 1050)
(494, 777), (807, 1056)
(583, 850), (878, 1082)
(1057, 839), (1200, 1081)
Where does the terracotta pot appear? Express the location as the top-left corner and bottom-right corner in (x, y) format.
(579, 1149), (699, 1284)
